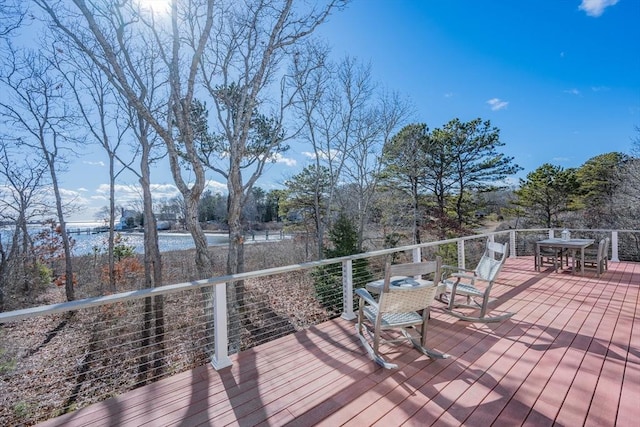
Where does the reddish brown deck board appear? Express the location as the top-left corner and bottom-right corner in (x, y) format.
(36, 257), (640, 427)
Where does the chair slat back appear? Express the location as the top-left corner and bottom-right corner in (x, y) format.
(379, 285), (439, 313)
(378, 257), (442, 313)
(475, 241), (508, 281)
(597, 238), (605, 258)
(386, 260), (441, 281)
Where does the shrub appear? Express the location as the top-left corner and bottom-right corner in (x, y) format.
(33, 261), (53, 286)
(313, 213), (372, 312)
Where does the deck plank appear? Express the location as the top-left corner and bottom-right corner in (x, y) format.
(36, 257), (640, 427)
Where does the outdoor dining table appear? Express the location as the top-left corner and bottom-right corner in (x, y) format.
(535, 238), (595, 275)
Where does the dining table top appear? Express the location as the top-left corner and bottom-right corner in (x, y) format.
(536, 238), (595, 249)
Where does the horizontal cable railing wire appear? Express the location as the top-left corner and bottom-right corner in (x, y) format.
(0, 286), (217, 424)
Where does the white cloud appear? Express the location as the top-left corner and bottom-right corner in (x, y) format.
(205, 180), (227, 193)
(487, 98), (509, 111)
(96, 183), (139, 199)
(83, 160), (105, 167)
(301, 149), (342, 160)
(149, 183), (180, 197)
(564, 88), (581, 95)
(59, 187), (83, 199)
(444, 92), (454, 98)
(273, 153), (297, 167)
(579, 0), (619, 17)
(95, 183), (181, 204)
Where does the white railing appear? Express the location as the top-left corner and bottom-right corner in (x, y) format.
(0, 228), (638, 425)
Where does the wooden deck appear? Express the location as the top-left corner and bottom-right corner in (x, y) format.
(38, 257), (640, 426)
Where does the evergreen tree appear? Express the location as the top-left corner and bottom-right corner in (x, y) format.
(513, 163), (579, 227)
(313, 213), (372, 314)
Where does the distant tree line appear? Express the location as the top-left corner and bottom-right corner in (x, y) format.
(512, 146), (640, 231)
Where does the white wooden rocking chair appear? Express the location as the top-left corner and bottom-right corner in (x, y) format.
(440, 240), (514, 323)
(355, 257), (449, 369)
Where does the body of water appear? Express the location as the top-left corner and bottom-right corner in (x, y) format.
(71, 231), (230, 255)
(2, 222), (284, 255)
(2, 222), (229, 255)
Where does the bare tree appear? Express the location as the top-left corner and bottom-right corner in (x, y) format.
(290, 51), (410, 253)
(35, 0), (347, 355)
(613, 127), (640, 231)
(34, 0), (216, 278)
(58, 50), (134, 294)
(291, 48), (384, 257)
(195, 0), (346, 352)
(341, 89), (411, 249)
(0, 48), (79, 301)
(199, 0), (346, 271)
(0, 143), (49, 309)
(54, 25), (168, 379)
(289, 40), (334, 258)
(0, 0), (25, 39)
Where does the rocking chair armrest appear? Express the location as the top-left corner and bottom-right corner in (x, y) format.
(450, 272), (476, 280)
(442, 264), (475, 274)
(470, 275), (491, 284)
(355, 288), (378, 307)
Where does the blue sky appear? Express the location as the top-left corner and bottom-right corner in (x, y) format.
(61, 0), (639, 221)
(315, 0), (639, 168)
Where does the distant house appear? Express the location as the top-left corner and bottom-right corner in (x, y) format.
(115, 209), (138, 231)
(115, 209), (176, 231)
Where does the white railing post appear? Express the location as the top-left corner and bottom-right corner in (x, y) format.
(412, 247), (421, 263)
(509, 230), (517, 257)
(341, 259), (355, 320)
(458, 239), (465, 270)
(487, 234), (496, 257)
(211, 282), (232, 370)
(611, 231), (620, 262)
(548, 229), (555, 239)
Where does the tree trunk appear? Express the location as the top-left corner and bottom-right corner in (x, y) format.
(412, 177), (421, 244)
(183, 193), (217, 357)
(47, 153), (74, 302)
(138, 133), (165, 383)
(107, 156), (116, 294)
(226, 166), (244, 354)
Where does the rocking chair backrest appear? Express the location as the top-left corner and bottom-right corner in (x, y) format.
(379, 257), (442, 313)
(474, 241), (509, 282)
